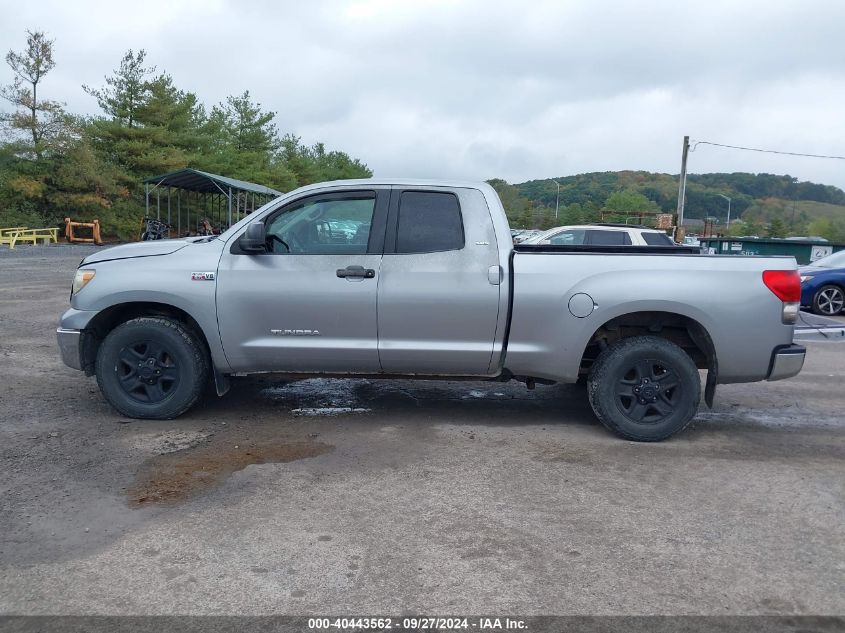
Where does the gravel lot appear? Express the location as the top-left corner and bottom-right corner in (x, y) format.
(0, 245), (843, 616)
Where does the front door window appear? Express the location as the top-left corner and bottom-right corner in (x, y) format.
(265, 195), (375, 254)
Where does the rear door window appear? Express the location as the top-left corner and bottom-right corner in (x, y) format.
(585, 230), (632, 245)
(395, 191), (464, 253)
(642, 232), (674, 246)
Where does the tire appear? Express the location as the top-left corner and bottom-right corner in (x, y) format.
(811, 284), (845, 316)
(95, 317), (209, 419)
(587, 336), (701, 442)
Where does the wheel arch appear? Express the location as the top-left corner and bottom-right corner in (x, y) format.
(80, 302), (211, 376)
(578, 310), (718, 407)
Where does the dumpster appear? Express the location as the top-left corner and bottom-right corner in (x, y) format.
(699, 237), (845, 265)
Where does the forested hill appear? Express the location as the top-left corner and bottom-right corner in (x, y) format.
(489, 171), (845, 240)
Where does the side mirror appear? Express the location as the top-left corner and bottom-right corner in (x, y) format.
(239, 222), (266, 253)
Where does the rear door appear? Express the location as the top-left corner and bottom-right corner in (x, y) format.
(377, 186), (502, 375)
(216, 188), (388, 373)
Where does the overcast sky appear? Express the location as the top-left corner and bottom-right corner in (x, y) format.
(2, 0), (844, 189)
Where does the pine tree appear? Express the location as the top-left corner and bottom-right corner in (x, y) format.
(84, 50), (155, 129)
(1, 30), (68, 160)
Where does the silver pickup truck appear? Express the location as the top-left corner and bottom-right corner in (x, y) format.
(57, 179), (806, 441)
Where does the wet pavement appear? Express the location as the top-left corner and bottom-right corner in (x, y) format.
(0, 246), (843, 615)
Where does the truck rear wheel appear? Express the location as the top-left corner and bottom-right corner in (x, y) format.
(587, 336), (700, 442)
(95, 317), (209, 419)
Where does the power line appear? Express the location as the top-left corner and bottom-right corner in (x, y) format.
(691, 140), (845, 161)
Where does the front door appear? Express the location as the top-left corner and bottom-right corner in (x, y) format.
(216, 188), (388, 373)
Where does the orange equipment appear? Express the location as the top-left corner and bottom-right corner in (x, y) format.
(64, 218), (103, 245)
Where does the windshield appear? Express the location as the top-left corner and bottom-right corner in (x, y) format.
(548, 229), (586, 245)
(810, 250), (845, 268)
(523, 226), (577, 244)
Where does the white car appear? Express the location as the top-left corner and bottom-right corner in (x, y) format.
(522, 224), (677, 247)
(511, 229), (543, 244)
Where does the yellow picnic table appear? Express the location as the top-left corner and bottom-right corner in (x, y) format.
(0, 227), (59, 249)
(0, 227), (28, 247)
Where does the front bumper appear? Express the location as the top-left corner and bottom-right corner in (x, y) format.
(56, 328), (83, 370)
(800, 287), (813, 307)
(767, 344), (806, 381)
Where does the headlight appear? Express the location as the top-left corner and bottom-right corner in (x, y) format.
(799, 275), (811, 283)
(72, 269), (96, 294)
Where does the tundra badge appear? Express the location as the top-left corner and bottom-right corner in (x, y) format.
(270, 329), (321, 336)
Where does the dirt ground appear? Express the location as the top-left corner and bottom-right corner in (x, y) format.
(0, 244), (843, 615)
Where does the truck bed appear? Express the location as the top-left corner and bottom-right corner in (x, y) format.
(502, 248), (797, 384)
(514, 244), (702, 255)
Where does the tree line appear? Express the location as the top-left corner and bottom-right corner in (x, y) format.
(0, 30), (371, 239)
(492, 170), (845, 241)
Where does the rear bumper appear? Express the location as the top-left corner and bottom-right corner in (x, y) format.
(767, 344), (806, 381)
(56, 328), (83, 370)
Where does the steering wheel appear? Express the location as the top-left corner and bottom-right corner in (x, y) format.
(286, 232), (306, 253)
(268, 234), (290, 253)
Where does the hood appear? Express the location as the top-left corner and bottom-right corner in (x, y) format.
(82, 239), (193, 264)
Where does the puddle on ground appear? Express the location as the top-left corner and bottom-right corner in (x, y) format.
(292, 407), (370, 416)
(695, 409), (842, 429)
(262, 378), (372, 416)
(259, 377), (548, 415)
(128, 436), (333, 507)
(262, 377), (361, 405)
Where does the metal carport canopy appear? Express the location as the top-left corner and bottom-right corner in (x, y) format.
(143, 168), (282, 196)
(142, 168), (282, 232)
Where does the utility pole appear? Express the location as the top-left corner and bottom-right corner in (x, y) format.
(718, 193), (732, 229)
(554, 181), (561, 220)
(676, 135), (690, 236)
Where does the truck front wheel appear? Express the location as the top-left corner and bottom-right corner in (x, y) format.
(95, 317), (209, 419)
(587, 336), (700, 442)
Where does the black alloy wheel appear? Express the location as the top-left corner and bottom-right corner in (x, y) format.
(588, 336), (701, 442)
(116, 339), (180, 403)
(614, 357), (682, 424)
(96, 317), (209, 419)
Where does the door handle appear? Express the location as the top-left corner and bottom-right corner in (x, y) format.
(336, 265), (375, 279)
